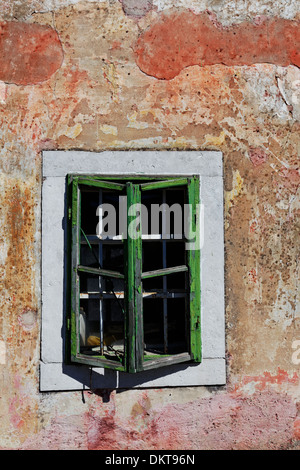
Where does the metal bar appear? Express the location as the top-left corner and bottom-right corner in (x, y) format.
(140, 178), (188, 191)
(81, 234), (186, 243)
(81, 235), (123, 243)
(142, 234), (185, 241)
(80, 292), (187, 299)
(141, 265), (188, 279)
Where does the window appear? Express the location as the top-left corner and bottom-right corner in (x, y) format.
(40, 151), (225, 391)
(68, 175), (200, 373)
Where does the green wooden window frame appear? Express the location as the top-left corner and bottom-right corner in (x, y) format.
(67, 175), (201, 374)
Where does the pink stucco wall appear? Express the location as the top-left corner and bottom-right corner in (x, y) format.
(0, 0), (299, 450)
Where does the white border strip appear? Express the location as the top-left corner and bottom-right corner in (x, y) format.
(41, 151), (225, 391)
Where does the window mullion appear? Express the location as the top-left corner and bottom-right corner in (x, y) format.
(126, 183), (143, 373)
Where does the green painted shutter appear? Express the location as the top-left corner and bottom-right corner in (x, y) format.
(69, 176), (126, 371)
(187, 176), (201, 362)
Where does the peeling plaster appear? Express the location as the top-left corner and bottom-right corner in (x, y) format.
(204, 130), (226, 146)
(0, 341), (6, 365)
(0, 81), (7, 104)
(225, 169), (244, 226)
(0, 21), (64, 85)
(134, 11), (300, 80)
(59, 123), (83, 139)
(99, 124), (118, 136)
(152, 0), (300, 25)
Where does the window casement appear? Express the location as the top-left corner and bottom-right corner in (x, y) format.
(68, 175), (201, 373)
(40, 150), (225, 391)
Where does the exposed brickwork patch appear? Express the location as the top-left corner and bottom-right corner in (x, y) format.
(134, 10), (300, 79)
(0, 21), (64, 85)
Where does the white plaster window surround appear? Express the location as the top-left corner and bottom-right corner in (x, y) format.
(40, 150), (225, 391)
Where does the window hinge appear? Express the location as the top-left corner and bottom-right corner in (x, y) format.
(68, 207), (72, 220)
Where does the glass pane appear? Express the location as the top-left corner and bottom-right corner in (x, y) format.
(143, 299), (164, 356)
(102, 191), (121, 238)
(166, 241), (186, 267)
(80, 187), (125, 275)
(81, 190), (99, 235)
(80, 238), (124, 272)
(142, 271), (187, 293)
(141, 189), (163, 236)
(141, 187), (187, 279)
(142, 242), (163, 272)
(141, 187), (186, 239)
(166, 271), (187, 290)
(81, 188), (125, 239)
(102, 243), (124, 273)
(142, 276), (164, 292)
(165, 188), (186, 239)
(166, 187), (186, 206)
(80, 243), (100, 268)
(79, 271), (124, 294)
(167, 298), (189, 354)
(142, 270), (188, 359)
(142, 296), (189, 358)
(79, 273), (125, 363)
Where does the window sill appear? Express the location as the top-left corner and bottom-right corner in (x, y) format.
(40, 358), (226, 391)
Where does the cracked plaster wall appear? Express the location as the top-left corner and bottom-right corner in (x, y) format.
(0, 0), (299, 450)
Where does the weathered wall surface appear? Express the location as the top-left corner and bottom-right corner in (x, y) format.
(0, 0), (299, 450)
